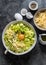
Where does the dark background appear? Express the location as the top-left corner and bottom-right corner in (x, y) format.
(0, 0), (46, 65)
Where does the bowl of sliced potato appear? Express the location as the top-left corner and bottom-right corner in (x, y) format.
(34, 8), (46, 31)
(2, 20), (37, 55)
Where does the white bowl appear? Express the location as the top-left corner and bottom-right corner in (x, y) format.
(2, 20), (37, 55)
(29, 1), (38, 11)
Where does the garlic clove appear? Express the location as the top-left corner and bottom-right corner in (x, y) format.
(26, 12), (33, 19)
(21, 8), (27, 16)
(14, 13), (23, 20)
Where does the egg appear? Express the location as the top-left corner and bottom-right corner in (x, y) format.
(14, 13), (23, 20)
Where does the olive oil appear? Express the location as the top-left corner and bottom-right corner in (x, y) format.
(41, 35), (46, 41)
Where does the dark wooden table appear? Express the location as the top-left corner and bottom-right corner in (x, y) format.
(0, 0), (46, 65)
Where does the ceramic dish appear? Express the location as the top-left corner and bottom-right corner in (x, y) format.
(2, 20), (37, 55)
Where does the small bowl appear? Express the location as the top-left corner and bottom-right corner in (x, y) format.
(29, 1), (38, 11)
(39, 34), (46, 45)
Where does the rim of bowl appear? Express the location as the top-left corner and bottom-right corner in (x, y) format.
(29, 1), (38, 10)
(33, 8), (46, 31)
(2, 20), (37, 55)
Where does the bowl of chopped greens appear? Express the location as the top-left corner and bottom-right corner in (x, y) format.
(2, 20), (37, 55)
